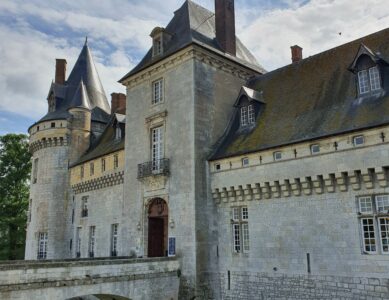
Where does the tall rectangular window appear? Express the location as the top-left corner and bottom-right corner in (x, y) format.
(101, 158), (106, 172)
(33, 158), (39, 183)
(114, 154), (119, 169)
(28, 199), (32, 222)
(153, 37), (162, 56)
(358, 70), (369, 94)
(248, 105), (255, 125)
(240, 106), (248, 127)
(76, 227), (81, 258)
(379, 218), (389, 253)
(37, 232), (48, 259)
(89, 226), (96, 257)
(231, 206), (249, 253)
(152, 79), (163, 104)
(111, 224), (118, 256)
(361, 218), (376, 253)
(151, 126), (164, 170)
(80, 166), (84, 179)
(81, 196), (88, 218)
(90, 162), (94, 176)
(369, 66), (381, 91)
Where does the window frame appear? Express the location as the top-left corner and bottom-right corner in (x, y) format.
(152, 78), (164, 105)
(111, 224), (119, 256)
(89, 162), (94, 176)
(89, 226), (96, 258)
(101, 158), (106, 172)
(81, 196), (88, 218)
(151, 126), (164, 171)
(242, 157), (249, 167)
(357, 66), (382, 95)
(353, 135), (365, 146)
(231, 206), (249, 254)
(114, 154), (119, 169)
(37, 232), (48, 259)
(76, 227), (82, 258)
(310, 144), (320, 155)
(273, 151), (282, 161)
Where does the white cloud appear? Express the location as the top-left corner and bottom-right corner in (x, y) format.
(0, 0), (388, 125)
(240, 0), (389, 70)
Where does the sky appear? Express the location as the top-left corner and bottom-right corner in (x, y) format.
(0, 0), (388, 135)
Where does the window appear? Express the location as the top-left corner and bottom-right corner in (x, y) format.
(51, 122), (55, 128)
(76, 227), (81, 258)
(353, 135), (365, 146)
(101, 158), (106, 172)
(242, 157), (249, 167)
(28, 199), (32, 222)
(115, 126), (121, 140)
(231, 206), (249, 253)
(358, 66), (381, 95)
(89, 226), (95, 258)
(153, 36), (162, 56)
(358, 195), (389, 254)
(37, 232), (48, 259)
(111, 224), (118, 256)
(240, 104), (255, 127)
(114, 154), (119, 169)
(81, 196), (88, 218)
(90, 162), (94, 176)
(310, 144), (320, 154)
(152, 79), (163, 104)
(273, 151), (282, 161)
(37, 126), (40, 131)
(32, 158), (38, 183)
(215, 163), (221, 171)
(151, 126), (164, 171)
(80, 166), (84, 179)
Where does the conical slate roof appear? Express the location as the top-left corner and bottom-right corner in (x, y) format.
(38, 40), (110, 124)
(120, 0), (265, 81)
(69, 80), (91, 110)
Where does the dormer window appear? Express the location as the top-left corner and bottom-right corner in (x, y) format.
(153, 36), (162, 56)
(240, 104), (255, 127)
(358, 66), (381, 94)
(115, 126), (121, 140)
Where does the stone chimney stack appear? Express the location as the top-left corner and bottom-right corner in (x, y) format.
(291, 45), (303, 63)
(111, 93), (126, 114)
(55, 59), (67, 84)
(215, 0), (236, 56)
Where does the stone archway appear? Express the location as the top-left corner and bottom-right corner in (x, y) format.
(147, 198), (168, 257)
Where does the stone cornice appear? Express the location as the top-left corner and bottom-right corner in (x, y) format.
(122, 45), (259, 89)
(212, 166), (389, 204)
(29, 135), (69, 154)
(71, 171), (124, 194)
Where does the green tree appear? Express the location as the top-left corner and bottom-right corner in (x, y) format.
(0, 134), (31, 260)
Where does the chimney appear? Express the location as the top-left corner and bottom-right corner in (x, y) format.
(111, 93), (126, 114)
(215, 0), (236, 56)
(55, 59), (67, 84)
(290, 45), (303, 63)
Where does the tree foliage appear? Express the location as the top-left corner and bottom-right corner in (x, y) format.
(0, 134), (31, 260)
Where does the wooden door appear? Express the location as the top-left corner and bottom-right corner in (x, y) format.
(148, 218), (164, 257)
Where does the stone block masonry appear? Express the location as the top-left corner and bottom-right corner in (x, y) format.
(217, 272), (389, 300)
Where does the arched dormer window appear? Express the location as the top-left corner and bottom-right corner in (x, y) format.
(349, 44), (386, 97)
(234, 87), (264, 129)
(150, 27), (172, 58)
(48, 93), (56, 112)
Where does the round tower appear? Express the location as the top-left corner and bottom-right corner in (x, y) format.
(26, 118), (71, 259)
(25, 40), (110, 260)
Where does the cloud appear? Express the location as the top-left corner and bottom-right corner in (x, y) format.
(0, 0), (388, 133)
(240, 0), (389, 70)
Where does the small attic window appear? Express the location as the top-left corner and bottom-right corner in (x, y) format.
(153, 36), (162, 56)
(358, 66), (381, 94)
(240, 104), (255, 127)
(115, 126), (121, 140)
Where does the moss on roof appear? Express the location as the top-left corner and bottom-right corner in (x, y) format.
(212, 28), (389, 160)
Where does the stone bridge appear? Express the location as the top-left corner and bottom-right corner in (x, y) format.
(0, 257), (180, 300)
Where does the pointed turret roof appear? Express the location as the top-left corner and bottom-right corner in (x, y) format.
(37, 41), (111, 125)
(66, 40), (110, 113)
(69, 80), (91, 110)
(120, 0), (265, 82)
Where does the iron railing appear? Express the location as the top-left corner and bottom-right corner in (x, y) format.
(137, 158), (170, 179)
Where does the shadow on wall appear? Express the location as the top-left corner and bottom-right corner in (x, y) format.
(67, 295), (131, 300)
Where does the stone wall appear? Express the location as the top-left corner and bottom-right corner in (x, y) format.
(0, 257), (180, 300)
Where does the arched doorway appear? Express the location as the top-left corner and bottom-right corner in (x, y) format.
(147, 198), (168, 257)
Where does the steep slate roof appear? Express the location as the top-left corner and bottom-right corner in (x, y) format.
(72, 114), (125, 166)
(120, 0), (265, 81)
(36, 40), (110, 125)
(211, 28), (389, 160)
(70, 80), (91, 110)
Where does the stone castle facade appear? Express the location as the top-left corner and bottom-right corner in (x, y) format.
(26, 0), (389, 299)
